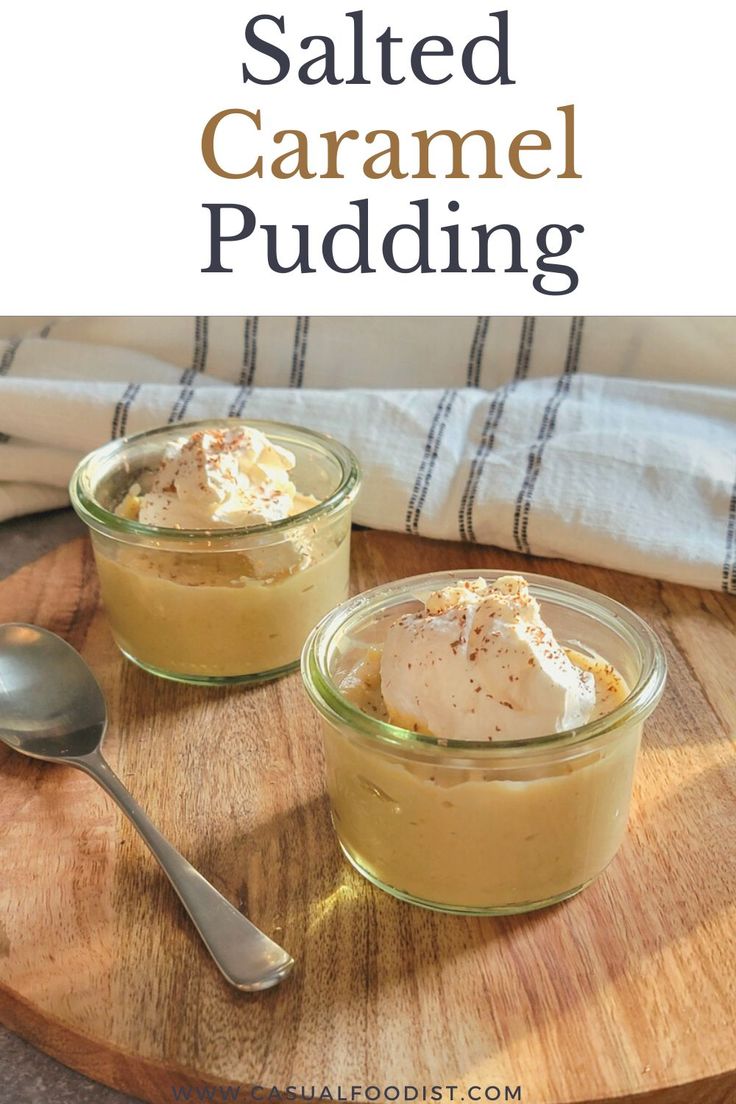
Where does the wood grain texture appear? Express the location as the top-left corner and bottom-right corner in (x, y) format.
(0, 533), (734, 1104)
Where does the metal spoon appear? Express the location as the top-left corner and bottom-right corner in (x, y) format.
(0, 623), (294, 992)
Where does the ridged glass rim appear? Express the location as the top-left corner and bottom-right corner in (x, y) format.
(302, 569), (668, 756)
(69, 417), (361, 541)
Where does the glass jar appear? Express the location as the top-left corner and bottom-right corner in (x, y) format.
(71, 419), (361, 685)
(302, 569), (667, 915)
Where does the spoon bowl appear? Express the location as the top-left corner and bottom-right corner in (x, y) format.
(0, 623), (294, 991)
(0, 624), (106, 759)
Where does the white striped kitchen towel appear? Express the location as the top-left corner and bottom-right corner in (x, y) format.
(0, 316), (735, 592)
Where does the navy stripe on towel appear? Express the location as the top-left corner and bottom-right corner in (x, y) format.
(466, 317), (490, 388)
(111, 383), (142, 439)
(238, 317), (259, 387)
(512, 317), (584, 555)
(168, 386), (196, 425)
(228, 385), (252, 418)
(167, 316), (210, 424)
(458, 317), (536, 542)
(178, 316), (210, 387)
(721, 458), (736, 594)
(0, 339), (21, 377)
(289, 317), (310, 388)
(405, 389), (458, 536)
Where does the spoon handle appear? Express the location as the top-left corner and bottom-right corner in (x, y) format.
(78, 750), (293, 991)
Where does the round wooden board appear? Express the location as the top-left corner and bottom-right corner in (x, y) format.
(0, 533), (735, 1104)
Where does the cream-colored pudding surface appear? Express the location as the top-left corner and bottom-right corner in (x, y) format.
(96, 532), (350, 678)
(325, 576), (637, 911)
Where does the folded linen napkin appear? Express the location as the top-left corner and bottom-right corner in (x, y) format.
(0, 316), (734, 593)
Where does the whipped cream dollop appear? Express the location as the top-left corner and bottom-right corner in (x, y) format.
(117, 427), (317, 529)
(380, 575), (596, 742)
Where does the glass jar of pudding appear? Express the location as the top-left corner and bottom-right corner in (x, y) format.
(302, 570), (667, 915)
(71, 419), (360, 685)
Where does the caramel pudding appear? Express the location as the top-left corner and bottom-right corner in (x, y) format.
(71, 421), (360, 683)
(302, 572), (666, 913)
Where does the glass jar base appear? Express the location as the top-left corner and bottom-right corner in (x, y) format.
(337, 839), (593, 916)
(117, 645), (299, 686)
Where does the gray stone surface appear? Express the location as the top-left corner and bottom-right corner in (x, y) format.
(0, 508), (85, 581)
(0, 509), (142, 1103)
(0, 1030), (142, 1104)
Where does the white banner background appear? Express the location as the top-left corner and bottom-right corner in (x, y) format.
(0, 0), (733, 314)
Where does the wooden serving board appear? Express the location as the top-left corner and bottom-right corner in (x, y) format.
(0, 532), (735, 1104)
